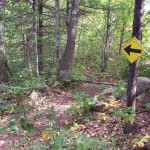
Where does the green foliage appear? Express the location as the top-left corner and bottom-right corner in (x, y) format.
(29, 142), (49, 150)
(72, 92), (89, 100)
(114, 107), (136, 123)
(0, 115), (20, 134)
(0, 77), (45, 102)
(66, 92), (98, 114)
(6, 85), (27, 100)
(109, 55), (129, 80)
(0, 114), (34, 134)
(0, 106), (56, 135)
(53, 129), (101, 150)
(99, 136), (119, 150)
(139, 54), (150, 77)
(63, 69), (86, 88)
(143, 102), (150, 110)
(113, 84), (127, 98)
(30, 127), (102, 150)
(23, 77), (46, 91)
(132, 135), (150, 148)
(4, 103), (14, 114)
(20, 117), (34, 131)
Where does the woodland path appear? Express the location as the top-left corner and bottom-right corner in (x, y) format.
(0, 83), (150, 150)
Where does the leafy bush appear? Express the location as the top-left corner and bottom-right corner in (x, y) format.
(0, 77), (45, 102)
(39, 129), (101, 150)
(20, 77), (46, 91)
(143, 102), (150, 110)
(114, 107), (136, 123)
(0, 106), (56, 135)
(66, 92), (98, 114)
(108, 55), (128, 80)
(72, 92), (89, 100)
(113, 84), (127, 98)
(132, 135), (150, 148)
(139, 54), (150, 77)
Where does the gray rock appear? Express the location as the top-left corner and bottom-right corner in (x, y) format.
(143, 92), (150, 103)
(121, 77), (150, 100)
(102, 88), (114, 95)
(136, 77), (150, 96)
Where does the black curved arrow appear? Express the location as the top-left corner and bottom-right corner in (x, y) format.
(124, 45), (141, 56)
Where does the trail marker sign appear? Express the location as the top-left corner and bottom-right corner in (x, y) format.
(121, 36), (145, 63)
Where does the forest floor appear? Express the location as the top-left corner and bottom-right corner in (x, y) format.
(0, 82), (150, 150)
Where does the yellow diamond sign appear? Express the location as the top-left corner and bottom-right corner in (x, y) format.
(121, 36), (145, 63)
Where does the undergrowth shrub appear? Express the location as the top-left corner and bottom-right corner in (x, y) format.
(113, 84), (127, 99)
(143, 102), (150, 110)
(66, 92), (98, 114)
(108, 55), (128, 80)
(132, 135), (150, 148)
(0, 77), (46, 114)
(114, 107), (136, 123)
(29, 129), (101, 150)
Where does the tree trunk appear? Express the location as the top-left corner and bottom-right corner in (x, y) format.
(23, 34), (33, 77)
(124, 0), (145, 134)
(101, 0), (111, 72)
(119, 22), (125, 55)
(58, 0), (80, 83)
(0, 0), (8, 82)
(38, 0), (43, 73)
(33, 0), (39, 77)
(55, 0), (61, 79)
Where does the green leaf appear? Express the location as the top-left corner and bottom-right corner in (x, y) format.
(10, 115), (20, 122)
(33, 142), (49, 149)
(0, 127), (8, 134)
(0, 14), (2, 21)
(72, 92), (88, 100)
(34, 113), (44, 120)
(143, 102), (150, 110)
(28, 148), (34, 150)
(20, 117), (34, 131)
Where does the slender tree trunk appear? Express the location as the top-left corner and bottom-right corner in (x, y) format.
(38, 0), (43, 73)
(55, 0), (61, 80)
(124, 0), (145, 133)
(22, 33), (28, 66)
(101, 0), (111, 72)
(23, 34), (32, 77)
(58, 0), (80, 83)
(119, 22), (125, 55)
(33, 0), (39, 77)
(0, 0), (8, 82)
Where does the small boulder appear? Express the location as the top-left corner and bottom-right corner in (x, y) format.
(102, 88), (114, 95)
(120, 77), (150, 100)
(136, 77), (150, 96)
(143, 92), (150, 104)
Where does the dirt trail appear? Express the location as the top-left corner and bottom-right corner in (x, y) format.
(0, 83), (149, 150)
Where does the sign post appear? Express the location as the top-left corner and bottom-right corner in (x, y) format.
(121, 0), (145, 133)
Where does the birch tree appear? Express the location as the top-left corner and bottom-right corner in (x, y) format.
(33, 0), (39, 77)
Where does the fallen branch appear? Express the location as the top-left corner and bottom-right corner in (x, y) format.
(72, 79), (118, 86)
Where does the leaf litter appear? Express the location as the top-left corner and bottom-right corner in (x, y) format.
(0, 83), (149, 150)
